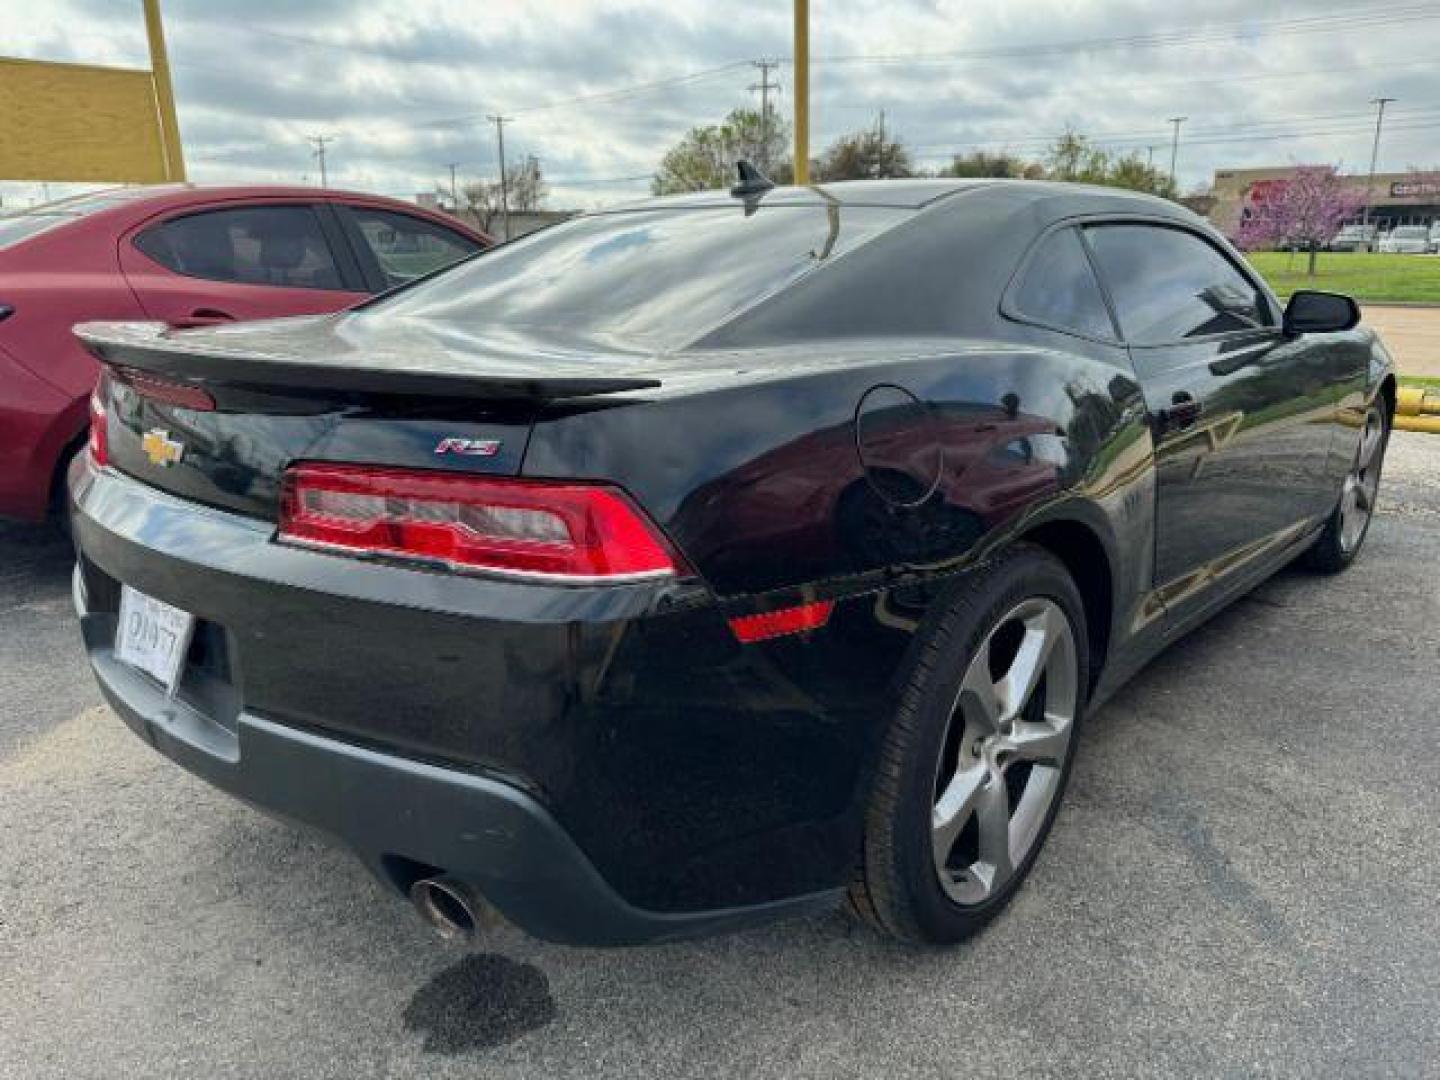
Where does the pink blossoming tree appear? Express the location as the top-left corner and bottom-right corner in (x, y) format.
(1234, 165), (1367, 276)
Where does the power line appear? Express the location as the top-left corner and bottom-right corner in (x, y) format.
(419, 61), (751, 129)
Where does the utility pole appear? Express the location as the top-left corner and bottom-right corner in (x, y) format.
(875, 109), (888, 178)
(488, 115), (513, 241)
(308, 134), (333, 187)
(1166, 117), (1186, 192)
(750, 59), (781, 171)
(446, 162), (459, 211)
(142, 0), (186, 181)
(793, 0), (809, 185)
(1362, 97), (1396, 235)
(1146, 145), (1160, 170)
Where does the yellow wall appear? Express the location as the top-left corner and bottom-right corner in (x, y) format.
(0, 56), (175, 183)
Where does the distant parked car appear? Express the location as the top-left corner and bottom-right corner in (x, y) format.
(1329, 223), (1378, 252)
(1377, 225), (1431, 254)
(0, 185), (489, 522)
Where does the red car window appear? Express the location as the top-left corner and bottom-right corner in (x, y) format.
(134, 205), (344, 291)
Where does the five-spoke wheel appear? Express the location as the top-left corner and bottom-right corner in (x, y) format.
(1306, 398), (1390, 573)
(851, 545), (1087, 944)
(931, 597), (1078, 906)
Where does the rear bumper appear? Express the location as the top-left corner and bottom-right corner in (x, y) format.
(79, 589), (833, 944)
(69, 460), (856, 943)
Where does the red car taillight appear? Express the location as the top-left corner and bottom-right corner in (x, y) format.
(112, 366), (215, 411)
(88, 374), (110, 466)
(278, 463), (686, 582)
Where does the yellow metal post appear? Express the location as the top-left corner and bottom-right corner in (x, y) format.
(143, 0), (186, 181)
(793, 0), (809, 185)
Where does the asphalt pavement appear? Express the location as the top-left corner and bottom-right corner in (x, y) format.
(2, 433), (1438, 1078)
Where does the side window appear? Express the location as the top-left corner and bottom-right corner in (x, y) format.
(1011, 227), (1116, 340)
(1085, 224), (1270, 344)
(343, 207), (481, 288)
(134, 206), (344, 290)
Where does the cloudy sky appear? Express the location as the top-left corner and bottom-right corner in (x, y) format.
(3, 0), (1439, 210)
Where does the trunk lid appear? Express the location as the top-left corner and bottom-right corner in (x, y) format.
(79, 314), (661, 520)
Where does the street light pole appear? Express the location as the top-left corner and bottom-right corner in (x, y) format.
(1362, 97), (1395, 235)
(142, 0), (186, 181)
(1167, 116), (1187, 191)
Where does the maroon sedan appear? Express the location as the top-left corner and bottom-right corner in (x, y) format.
(0, 184), (489, 521)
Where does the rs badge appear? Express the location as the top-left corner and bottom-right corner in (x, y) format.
(141, 429), (185, 468)
(435, 437), (502, 457)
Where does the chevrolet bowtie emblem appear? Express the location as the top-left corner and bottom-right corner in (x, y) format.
(141, 429), (185, 468)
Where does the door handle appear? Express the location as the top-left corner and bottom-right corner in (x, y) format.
(172, 308), (236, 329)
(1156, 392), (1203, 433)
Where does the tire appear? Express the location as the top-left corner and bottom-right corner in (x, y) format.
(850, 543), (1089, 945)
(1303, 399), (1389, 574)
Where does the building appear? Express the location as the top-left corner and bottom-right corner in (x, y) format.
(1209, 166), (1440, 237)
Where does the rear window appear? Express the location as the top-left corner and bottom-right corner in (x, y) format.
(1010, 227), (1116, 340)
(369, 205), (904, 349)
(134, 205), (344, 290)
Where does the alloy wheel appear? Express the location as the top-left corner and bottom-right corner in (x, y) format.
(930, 597), (1079, 906)
(1339, 406), (1385, 554)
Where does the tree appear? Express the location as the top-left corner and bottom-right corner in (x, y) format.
(815, 121), (913, 182)
(652, 108), (792, 194)
(1234, 165), (1366, 275)
(1046, 128), (1109, 183)
(458, 179), (503, 234)
(937, 150), (1033, 178)
(1043, 128), (1175, 197)
(508, 155), (548, 213)
(453, 157), (547, 236)
(1103, 152), (1176, 199)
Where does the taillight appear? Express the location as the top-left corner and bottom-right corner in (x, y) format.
(278, 463), (686, 582)
(111, 366), (215, 411)
(88, 374), (110, 466)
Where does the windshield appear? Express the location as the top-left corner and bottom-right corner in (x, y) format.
(369, 204), (905, 350)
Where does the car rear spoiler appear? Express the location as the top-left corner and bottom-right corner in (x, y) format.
(74, 321), (662, 401)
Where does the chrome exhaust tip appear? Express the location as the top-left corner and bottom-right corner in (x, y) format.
(409, 876), (485, 940)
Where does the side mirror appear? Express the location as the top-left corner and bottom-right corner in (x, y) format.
(1283, 290), (1360, 335)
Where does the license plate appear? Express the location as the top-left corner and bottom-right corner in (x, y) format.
(115, 585), (196, 695)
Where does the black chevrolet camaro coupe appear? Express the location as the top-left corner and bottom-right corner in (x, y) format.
(69, 178), (1394, 946)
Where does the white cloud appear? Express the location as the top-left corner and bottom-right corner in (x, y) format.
(2, 0), (1438, 211)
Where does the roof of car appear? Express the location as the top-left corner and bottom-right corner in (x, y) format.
(61, 182), (429, 206)
(605, 177), (1199, 219)
(1, 183), (490, 243)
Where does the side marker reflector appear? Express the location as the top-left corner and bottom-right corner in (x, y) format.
(728, 600), (835, 644)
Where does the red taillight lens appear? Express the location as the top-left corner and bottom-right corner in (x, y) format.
(278, 463), (685, 582)
(728, 600), (835, 643)
(112, 366), (215, 411)
(88, 374), (110, 466)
